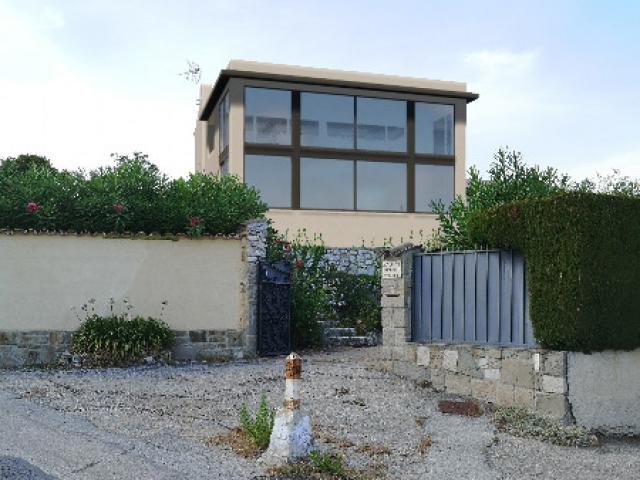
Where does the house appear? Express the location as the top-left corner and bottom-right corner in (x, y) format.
(195, 60), (478, 247)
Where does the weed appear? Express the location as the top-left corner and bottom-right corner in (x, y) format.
(309, 451), (344, 475)
(494, 406), (598, 447)
(239, 395), (276, 450)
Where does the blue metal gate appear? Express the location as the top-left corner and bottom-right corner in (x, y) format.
(412, 250), (535, 346)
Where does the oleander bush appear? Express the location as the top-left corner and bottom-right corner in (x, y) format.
(0, 153), (267, 235)
(468, 192), (640, 351)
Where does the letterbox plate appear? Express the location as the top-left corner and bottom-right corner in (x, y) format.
(382, 259), (402, 279)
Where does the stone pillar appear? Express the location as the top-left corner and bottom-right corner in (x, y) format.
(380, 243), (421, 372)
(241, 219), (268, 356)
(262, 353), (314, 464)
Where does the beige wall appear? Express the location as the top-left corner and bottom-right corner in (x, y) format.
(0, 235), (243, 332)
(268, 209), (440, 247)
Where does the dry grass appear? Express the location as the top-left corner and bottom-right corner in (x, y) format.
(437, 399), (483, 417)
(415, 415), (428, 427)
(417, 435), (432, 456)
(206, 427), (262, 458)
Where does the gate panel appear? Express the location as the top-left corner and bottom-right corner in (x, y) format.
(412, 250), (535, 347)
(257, 260), (291, 356)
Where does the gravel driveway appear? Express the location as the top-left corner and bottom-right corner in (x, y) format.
(1, 347), (638, 479)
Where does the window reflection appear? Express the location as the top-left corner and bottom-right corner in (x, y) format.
(244, 88), (292, 145)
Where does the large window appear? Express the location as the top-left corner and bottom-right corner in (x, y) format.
(301, 157), (353, 209)
(219, 93), (229, 153)
(415, 103), (454, 155)
(243, 86), (456, 212)
(244, 87), (291, 145)
(357, 161), (407, 211)
(415, 164), (454, 212)
(244, 154), (291, 208)
(356, 97), (406, 152)
(300, 93), (354, 149)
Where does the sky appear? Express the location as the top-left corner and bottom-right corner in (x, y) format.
(1, 0), (639, 180)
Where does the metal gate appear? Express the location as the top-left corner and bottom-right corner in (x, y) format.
(257, 260), (292, 356)
(412, 250), (535, 347)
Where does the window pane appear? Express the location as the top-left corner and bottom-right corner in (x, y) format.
(415, 103), (454, 155)
(301, 93), (354, 148)
(301, 157), (354, 209)
(244, 87), (291, 145)
(244, 155), (291, 208)
(356, 97), (406, 152)
(415, 164), (454, 212)
(357, 161), (407, 211)
(219, 94), (229, 153)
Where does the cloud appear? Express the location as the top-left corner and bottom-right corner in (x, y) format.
(465, 49), (539, 79)
(0, 2), (195, 178)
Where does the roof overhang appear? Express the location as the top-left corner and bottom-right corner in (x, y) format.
(199, 64), (479, 121)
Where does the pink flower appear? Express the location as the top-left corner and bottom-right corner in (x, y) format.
(294, 259), (302, 269)
(112, 204), (125, 215)
(189, 216), (202, 227)
(25, 202), (40, 213)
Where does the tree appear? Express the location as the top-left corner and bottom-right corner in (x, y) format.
(428, 148), (571, 250)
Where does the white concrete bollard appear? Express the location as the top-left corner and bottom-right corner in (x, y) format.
(262, 352), (314, 464)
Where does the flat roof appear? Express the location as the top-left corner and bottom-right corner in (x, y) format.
(199, 60), (479, 121)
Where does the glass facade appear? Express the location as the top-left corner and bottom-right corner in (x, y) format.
(356, 97), (406, 152)
(415, 103), (454, 155)
(301, 93), (354, 148)
(242, 86), (456, 212)
(244, 87), (292, 145)
(415, 164), (454, 212)
(356, 161), (407, 211)
(300, 157), (354, 209)
(244, 154), (291, 208)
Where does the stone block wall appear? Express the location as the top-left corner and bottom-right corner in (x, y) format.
(0, 331), (71, 368)
(415, 343), (568, 419)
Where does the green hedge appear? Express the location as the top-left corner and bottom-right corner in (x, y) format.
(0, 153), (267, 235)
(468, 192), (640, 352)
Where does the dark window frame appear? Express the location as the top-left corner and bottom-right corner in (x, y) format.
(243, 86), (456, 213)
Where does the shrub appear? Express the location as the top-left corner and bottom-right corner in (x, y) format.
(239, 395), (276, 450)
(329, 268), (381, 336)
(468, 192), (640, 351)
(71, 314), (175, 366)
(494, 406), (598, 447)
(0, 153), (267, 235)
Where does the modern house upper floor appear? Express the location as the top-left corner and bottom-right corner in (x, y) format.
(194, 60), (478, 247)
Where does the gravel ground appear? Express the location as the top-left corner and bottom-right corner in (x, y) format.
(1, 347), (639, 479)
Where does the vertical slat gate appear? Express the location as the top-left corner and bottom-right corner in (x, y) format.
(411, 250), (535, 347)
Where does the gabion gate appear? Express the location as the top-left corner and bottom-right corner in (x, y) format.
(257, 260), (292, 356)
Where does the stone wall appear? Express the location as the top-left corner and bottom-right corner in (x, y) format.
(322, 247), (379, 276)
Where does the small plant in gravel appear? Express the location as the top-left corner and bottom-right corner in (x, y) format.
(309, 451), (344, 475)
(239, 395), (276, 450)
(494, 406), (599, 447)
